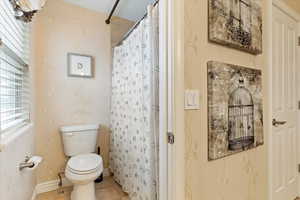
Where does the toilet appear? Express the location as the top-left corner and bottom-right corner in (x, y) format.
(60, 124), (103, 200)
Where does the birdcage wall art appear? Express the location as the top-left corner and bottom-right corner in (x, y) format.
(228, 74), (254, 150)
(209, 0), (262, 54)
(208, 61), (263, 161)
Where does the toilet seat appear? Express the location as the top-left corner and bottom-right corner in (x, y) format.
(67, 153), (102, 175)
(67, 165), (102, 175)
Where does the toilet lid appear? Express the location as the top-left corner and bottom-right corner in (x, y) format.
(67, 153), (102, 173)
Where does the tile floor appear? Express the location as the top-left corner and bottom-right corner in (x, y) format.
(36, 177), (129, 200)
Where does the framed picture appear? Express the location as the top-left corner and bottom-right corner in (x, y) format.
(67, 53), (94, 78)
(208, 0), (263, 55)
(207, 61), (263, 161)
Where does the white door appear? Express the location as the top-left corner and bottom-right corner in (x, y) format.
(272, 5), (299, 200)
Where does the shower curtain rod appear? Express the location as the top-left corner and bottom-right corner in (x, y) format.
(114, 0), (159, 47)
(105, 0), (120, 24)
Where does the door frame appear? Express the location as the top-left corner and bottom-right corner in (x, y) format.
(268, 0), (300, 199)
(158, 0), (169, 199)
(170, 0), (185, 199)
(159, 0), (185, 199)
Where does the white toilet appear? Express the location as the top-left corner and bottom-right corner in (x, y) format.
(60, 124), (103, 200)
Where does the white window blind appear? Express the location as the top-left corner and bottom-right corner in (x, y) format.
(0, 0), (30, 62)
(0, 0), (30, 135)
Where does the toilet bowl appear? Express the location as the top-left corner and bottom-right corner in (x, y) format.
(60, 124), (102, 200)
(65, 153), (103, 200)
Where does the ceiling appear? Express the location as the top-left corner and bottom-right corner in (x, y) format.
(64, 0), (156, 22)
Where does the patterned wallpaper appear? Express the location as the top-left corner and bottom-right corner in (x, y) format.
(184, 0), (269, 199)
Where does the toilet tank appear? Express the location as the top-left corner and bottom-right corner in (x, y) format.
(60, 124), (99, 157)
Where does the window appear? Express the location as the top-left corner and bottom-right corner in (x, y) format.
(0, 0), (30, 135)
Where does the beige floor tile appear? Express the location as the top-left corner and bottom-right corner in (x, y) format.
(36, 177), (128, 200)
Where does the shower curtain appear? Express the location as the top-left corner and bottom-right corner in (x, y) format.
(110, 4), (159, 200)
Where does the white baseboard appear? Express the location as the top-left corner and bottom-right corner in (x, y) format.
(35, 178), (72, 194)
(103, 168), (110, 177)
(30, 188), (37, 200)
(33, 168), (110, 196)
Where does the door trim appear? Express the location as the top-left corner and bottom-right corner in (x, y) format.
(173, 0), (185, 198)
(268, 1), (300, 199)
(167, 0), (185, 200)
(158, 0), (169, 199)
(159, 0), (185, 199)
(169, 0), (185, 199)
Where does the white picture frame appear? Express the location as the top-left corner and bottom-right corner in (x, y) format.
(67, 53), (94, 78)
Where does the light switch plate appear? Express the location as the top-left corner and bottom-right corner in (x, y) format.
(185, 89), (200, 110)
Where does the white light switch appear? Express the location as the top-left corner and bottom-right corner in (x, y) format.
(185, 90), (200, 110)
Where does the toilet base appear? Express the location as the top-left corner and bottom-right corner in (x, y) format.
(71, 182), (96, 200)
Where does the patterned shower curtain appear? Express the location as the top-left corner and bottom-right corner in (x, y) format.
(110, 4), (159, 200)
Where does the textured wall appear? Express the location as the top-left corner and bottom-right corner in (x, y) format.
(0, 126), (36, 200)
(110, 17), (135, 47)
(184, 0), (269, 199)
(283, 0), (300, 13)
(34, 0), (112, 183)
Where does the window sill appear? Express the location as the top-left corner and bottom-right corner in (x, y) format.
(0, 123), (34, 152)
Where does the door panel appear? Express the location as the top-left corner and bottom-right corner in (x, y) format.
(272, 5), (298, 200)
(273, 129), (284, 192)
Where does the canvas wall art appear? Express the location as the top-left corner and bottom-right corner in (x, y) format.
(68, 53), (94, 78)
(208, 0), (263, 54)
(207, 61), (263, 160)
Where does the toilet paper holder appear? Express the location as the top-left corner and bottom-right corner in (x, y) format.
(19, 156), (43, 171)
